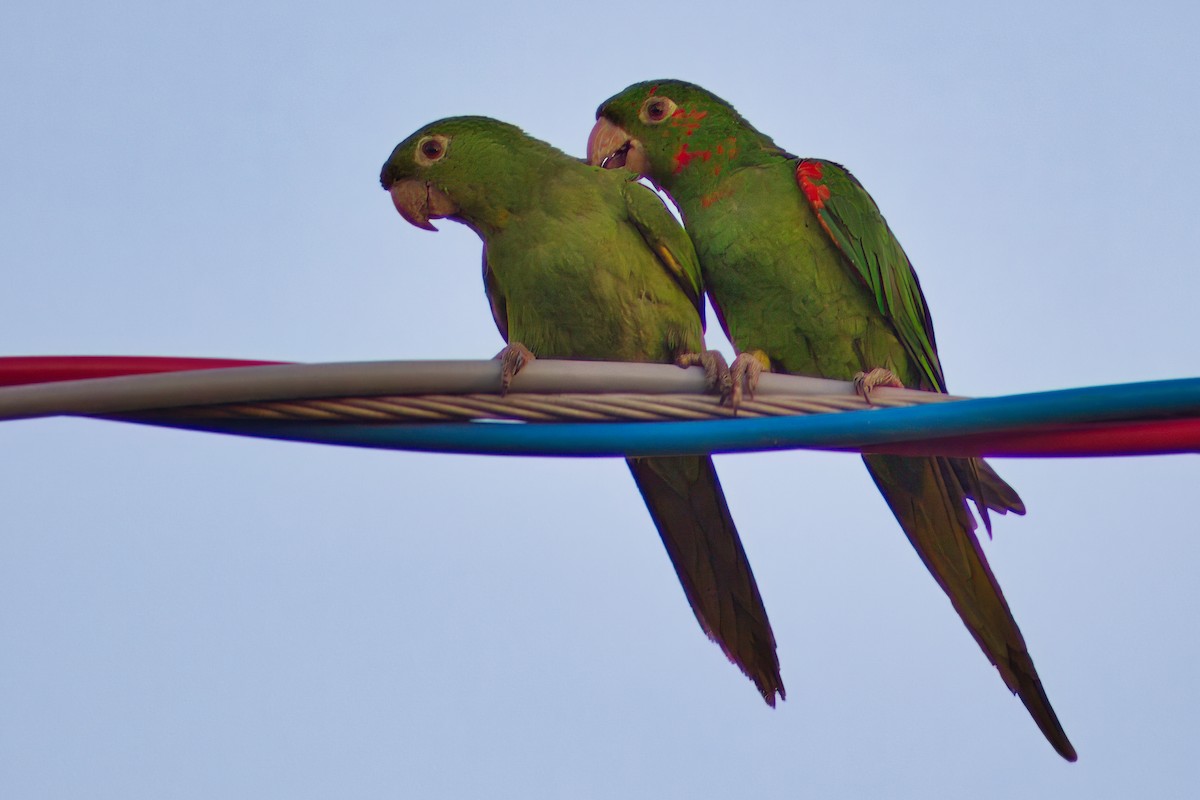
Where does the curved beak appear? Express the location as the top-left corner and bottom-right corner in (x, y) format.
(386, 179), (458, 232)
(587, 117), (648, 175)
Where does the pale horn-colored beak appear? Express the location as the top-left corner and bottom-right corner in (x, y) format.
(587, 117), (648, 175)
(387, 179), (458, 231)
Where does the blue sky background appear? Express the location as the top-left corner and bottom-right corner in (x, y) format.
(2, 1), (1198, 796)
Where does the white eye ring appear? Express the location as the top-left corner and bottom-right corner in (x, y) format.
(639, 97), (677, 124)
(416, 135), (449, 166)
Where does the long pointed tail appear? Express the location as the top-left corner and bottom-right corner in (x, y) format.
(862, 453), (1076, 761)
(954, 457), (1026, 532)
(626, 455), (784, 705)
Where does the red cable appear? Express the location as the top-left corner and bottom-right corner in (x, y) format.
(0, 356), (285, 387)
(867, 418), (1200, 457)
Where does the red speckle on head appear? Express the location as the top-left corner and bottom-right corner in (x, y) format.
(673, 142), (712, 173)
(648, 85), (658, 96)
(715, 144), (724, 154)
(797, 160), (831, 211)
(701, 184), (734, 207)
(668, 108), (708, 137)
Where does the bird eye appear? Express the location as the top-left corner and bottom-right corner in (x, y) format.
(639, 97), (677, 124)
(416, 135), (449, 165)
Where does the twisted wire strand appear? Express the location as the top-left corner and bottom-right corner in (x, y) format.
(145, 388), (929, 425)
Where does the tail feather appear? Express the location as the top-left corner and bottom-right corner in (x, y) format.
(959, 457), (1027, 518)
(627, 455), (784, 705)
(863, 453), (1075, 761)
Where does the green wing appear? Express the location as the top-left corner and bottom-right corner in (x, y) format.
(482, 176), (700, 347)
(796, 159), (944, 392)
(620, 177), (706, 329)
(481, 251), (509, 342)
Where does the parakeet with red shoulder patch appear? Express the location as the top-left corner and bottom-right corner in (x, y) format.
(589, 81), (1074, 761)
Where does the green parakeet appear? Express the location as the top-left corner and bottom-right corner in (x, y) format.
(379, 116), (783, 704)
(589, 82), (1075, 761)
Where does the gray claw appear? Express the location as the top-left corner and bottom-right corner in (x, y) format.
(496, 342), (536, 395)
(729, 351), (769, 411)
(676, 349), (734, 404)
(853, 367), (904, 405)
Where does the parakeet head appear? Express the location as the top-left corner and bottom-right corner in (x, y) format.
(588, 80), (785, 192)
(380, 116), (562, 233)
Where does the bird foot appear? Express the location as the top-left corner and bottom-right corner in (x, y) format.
(495, 342), (535, 395)
(853, 367), (904, 405)
(728, 351), (771, 410)
(676, 349), (733, 403)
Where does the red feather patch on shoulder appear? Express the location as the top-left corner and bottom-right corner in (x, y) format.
(797, 161), (834, 238)
(797, 160), (830, 210)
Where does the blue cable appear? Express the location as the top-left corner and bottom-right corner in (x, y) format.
(140, 377), (1200, 458)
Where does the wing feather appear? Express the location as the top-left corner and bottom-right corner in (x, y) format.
(796, 159), (943, 392)
(620, 178), (706, 329)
